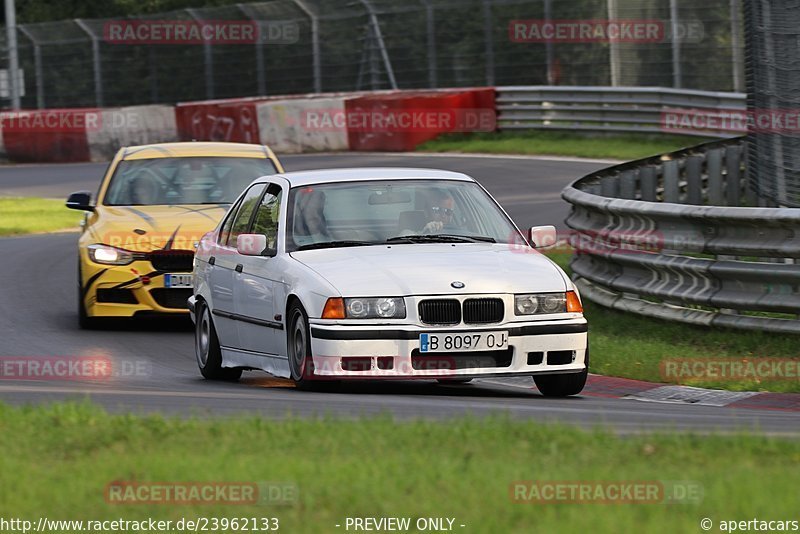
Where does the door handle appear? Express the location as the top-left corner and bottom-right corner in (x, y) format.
(235, 264), (243, 273)
(208, 256), (215, 266)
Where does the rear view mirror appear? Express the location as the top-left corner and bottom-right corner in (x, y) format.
(368, 191), (411, 205)
(237, 234), (268, 256)
(66, 191), (94, 212)
(528, 225), (557, 248)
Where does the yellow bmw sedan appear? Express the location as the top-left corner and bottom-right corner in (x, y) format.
(67, 142), (284, 328)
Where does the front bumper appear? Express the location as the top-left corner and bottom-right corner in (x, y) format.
(81, 258), (192, 318)
(307, 319), (588, 379)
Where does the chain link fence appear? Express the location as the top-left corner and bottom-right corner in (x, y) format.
(0, 0), (744, 110)
(744, 0), (800, 208)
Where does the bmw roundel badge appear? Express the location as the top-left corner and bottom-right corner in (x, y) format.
(451, 281), (465, 289)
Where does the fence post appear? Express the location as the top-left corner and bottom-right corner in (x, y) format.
(74, 19), (103, 107)
(358, 0), (397, 90)
(18, 25), (44, 109)
(482, 0), (495, 86)
(291, 0), (322, 93)
(185, 9), (214, 100)
(669, 0), (682, 88)
(237, 3), (266, 96)
(607, 0), (620, 86)
(422, 0), (438, 88)
(544, 0), (555, 85)
(730, 0), (744, 92)
(5, 0), (21, 109)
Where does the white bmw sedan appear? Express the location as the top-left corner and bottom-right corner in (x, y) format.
(189, 168), (588, 396)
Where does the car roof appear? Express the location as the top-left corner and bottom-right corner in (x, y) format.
(121, 142), (273, 160)
(264, 167), (475, 188)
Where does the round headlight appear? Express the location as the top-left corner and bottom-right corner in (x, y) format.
(515, 295), (538, 315)
(541, 294), (566, 313)
(346, 299), (368, 318)
(375, 298), (398, 318)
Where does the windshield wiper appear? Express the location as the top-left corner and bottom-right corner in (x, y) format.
(295, 240), (378, 251)
(386, 234), (496, 244)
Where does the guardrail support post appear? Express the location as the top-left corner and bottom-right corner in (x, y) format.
(640, 167), (657, 201)
(725, 144), (742, 206)
(662, 160), (680, 203)
(686, 155), (703, 204)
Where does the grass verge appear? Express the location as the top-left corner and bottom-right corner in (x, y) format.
(0, 197), (81, 236)
(418, 131), (710, 161)
(1, 402), (797, 533)
(545, 250), (800, 393)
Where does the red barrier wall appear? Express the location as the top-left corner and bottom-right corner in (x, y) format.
(174, 98), (262, 144)
(1, 109), (96, 163)
(345, 88), (496, 152)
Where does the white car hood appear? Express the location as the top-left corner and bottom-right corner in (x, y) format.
(290, 243), (567, 296)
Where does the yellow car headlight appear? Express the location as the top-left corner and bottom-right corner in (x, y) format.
(88, 244), (135, 266)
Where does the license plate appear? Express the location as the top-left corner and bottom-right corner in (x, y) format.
(419, 331), (509, 353)
(164, 273), (192, 288)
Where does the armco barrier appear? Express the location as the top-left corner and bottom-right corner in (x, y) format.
(562, 136), (800, 334)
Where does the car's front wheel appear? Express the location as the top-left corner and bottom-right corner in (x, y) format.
(195, 300), (241, 381)
(533, 349), (588, 397)
(77, 261), (98, 330)
(287, 301), (338, 391)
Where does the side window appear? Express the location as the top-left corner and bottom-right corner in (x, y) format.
(218, 198), (242, 246)
(227, 184), (266, 247)
(251, 184), (283, 251)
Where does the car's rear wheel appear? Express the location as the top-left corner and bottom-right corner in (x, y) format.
(195, 300), (241, 381)
(533, 349), (589, 397)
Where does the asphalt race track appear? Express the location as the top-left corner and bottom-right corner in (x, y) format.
(1, 153), (797, 435)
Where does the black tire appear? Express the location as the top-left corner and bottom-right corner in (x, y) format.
(287, 301), (337, 391)
(77, 261), (99, 330)
(533, 348), (589, 397)
(437, 378), (473, 384)
(195, 300), (242, 381)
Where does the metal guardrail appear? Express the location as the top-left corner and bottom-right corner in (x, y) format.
(497, 86), (746, 137)
(561, 136), (800, 334)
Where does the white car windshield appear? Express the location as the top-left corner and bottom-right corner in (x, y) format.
(103, 157), (277, 206)
(286, 179), (521, 251)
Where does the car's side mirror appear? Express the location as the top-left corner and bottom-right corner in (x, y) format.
(66, 191), (94, 212)
(237, 234), (268, 256)
(528, 225), (557, 248)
